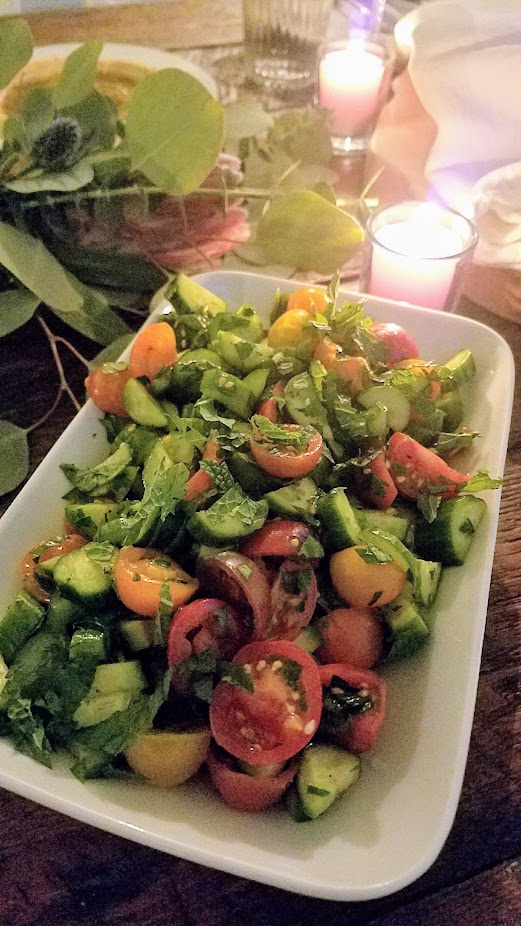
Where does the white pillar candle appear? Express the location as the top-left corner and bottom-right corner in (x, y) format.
(369, 219), (464, 310)
(319, 47), (385, 136)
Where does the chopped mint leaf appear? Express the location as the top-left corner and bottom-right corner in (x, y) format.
(417, 492), (441, 523)
(461, 470), (502, 493)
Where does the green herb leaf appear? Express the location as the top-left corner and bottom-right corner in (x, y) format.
(0, 420), (30, 496)
(461, 470), (502, 493)
(61, 442), (133, 497)
(417, 492), (441, 523)
(257, 190), (363, 274)
(0, 19), (33, 90)
(126, 69), (224, 196)
(355, 543), (392, 565)
(53, 41), (103, 110)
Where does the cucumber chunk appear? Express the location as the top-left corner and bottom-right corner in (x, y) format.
(73, 691), (132, 728)
(53, 543), (117, 607)
(170, 273), (227, 316)
(357, 385), (411, 432)
(414, 495), (486, 565)
(296, 743), (361, 820)
(124, 378), (168, 428)
(119, 618), (156, 652)
(65, 500), (121, 540)
(187, 486), (268, 544)
(265, 478), (320, 523)
(0, 591), (46, 666)
(442, 349), (476, 386)
(294, 625), (325, 654)
(317, 488), (361, 551)
(356, 508), (412, 545)
(382, 587), (431, 661)
(213, 331), (273, 374)
(200, 368), (256, 420)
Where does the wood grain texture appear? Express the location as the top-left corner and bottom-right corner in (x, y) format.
(5, 0), (243, 51)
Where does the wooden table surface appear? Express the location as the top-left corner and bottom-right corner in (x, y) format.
(1, 4), (520, 925)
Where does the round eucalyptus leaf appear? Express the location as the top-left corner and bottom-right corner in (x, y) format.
(0, 288), (40, 337)
(126, 69), (224, 196)
(53, 41), (103, 110)
(0, 20), (32, 90)
(0, 421), (29, 496)
(5, 160), (94, 194)
(0, 221), (83, 313)
(257, 190), (364, 274)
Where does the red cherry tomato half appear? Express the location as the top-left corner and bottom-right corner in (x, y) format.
(370, 322), (419, 366)
(256, 380), (285, 423)
(210, 640), (323, 766)
(206, 747), (297, 812)
(315, 608), (384, 669)
(167, 598), (247, 666)
(319, 663), (386, 753)
(354, 449), (398, 510)
(196, 552), (272, 640)
(184, 440), (222, 502)
(129, 321), (177, 381)
(387, 432), (468, 499)
(85, 364), (132, 417)
(264, 560), (318, 642)
(240, 520), (311, 559)
(250, 423), (323, 479)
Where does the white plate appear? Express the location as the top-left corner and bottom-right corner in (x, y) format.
(23, 42), (216, 97)
(0, 271), (514, 901)
(394, 8), (419, 59)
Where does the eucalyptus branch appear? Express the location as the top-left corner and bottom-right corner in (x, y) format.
(36, 316), (84, 415)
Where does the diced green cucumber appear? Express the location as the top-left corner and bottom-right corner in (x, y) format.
(265, 478), (320, 523)
(357, 385), (411, 432)
(412, 559), (442, 608)
(227, 451), (282, 499)
(414, 495), (486, 565)
(294, 625), (325, 654)
(355, 508), (411, 544)
(242, 367), (269, 400)
(124, 378), (168, 427)
(382, 587), (431, 661)
(200, 368), (256, 420)
(53, 543), (117, 607)
(73, 691), (132, 728)
(309, 454), (334, 489)
(296, 743), (361, 820)
(142, 437), (174, 485)
(46, 594), (85, 635)
(213, 331), (273, 374)
(317, 488), (361, 551)
(442, 349), (476, 386)
(170, 272), (227, 316)
(151, 348), (225, 402)
(69, 628), (108, 663)
(436, 390), (464, 432)
(0, 590), (46, 665)
(187, 486), (268, 544)
(237, 760), (286, 778)
(64, 500), (121, 540)
(119, 618), (156, 651)
(35, 553), (62, 581)
(88, 660), (146, 696)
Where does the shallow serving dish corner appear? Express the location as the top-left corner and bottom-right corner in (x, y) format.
(0, 271), (514, 901)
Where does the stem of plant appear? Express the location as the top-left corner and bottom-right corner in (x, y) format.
(26, 316), (90, 433)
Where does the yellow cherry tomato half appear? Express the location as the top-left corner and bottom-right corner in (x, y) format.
(267, 308), (315, 350)
(287, 286), (328, 315)
(329, 545), (407, 608)
(115, 546), (199, 617)
(125, 728), (211, 787)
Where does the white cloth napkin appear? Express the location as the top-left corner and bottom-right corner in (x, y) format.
(407, 0), (521, 266)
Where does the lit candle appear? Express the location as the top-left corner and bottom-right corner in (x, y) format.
(366, 203), (477, 311)
(318, 45), (385, 138)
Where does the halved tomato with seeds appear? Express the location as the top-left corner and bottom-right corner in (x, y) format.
(387, 432), (468, 500)
(209, 640), (322, 766)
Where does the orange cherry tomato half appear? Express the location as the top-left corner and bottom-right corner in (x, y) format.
(129, 322), (177, 382)
(313, 337), (370, 396)
(115, 546), (198, 617)
(21, 533), (87, 604)
(329, 545), (407, 608)
(286, 286), (328, 316)
(256, 380), (285, 423)
(85, 364), (132, 417)
(184, 440), (222, 502)
(250, 423), (322, 479)
(395, 358), (441, 401)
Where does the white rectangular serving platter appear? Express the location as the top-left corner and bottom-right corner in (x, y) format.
(0, 271), (514, 901)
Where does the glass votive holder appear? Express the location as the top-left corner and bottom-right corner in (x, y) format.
(317, 38), (394, 155)
(359, 201), (479, 311)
